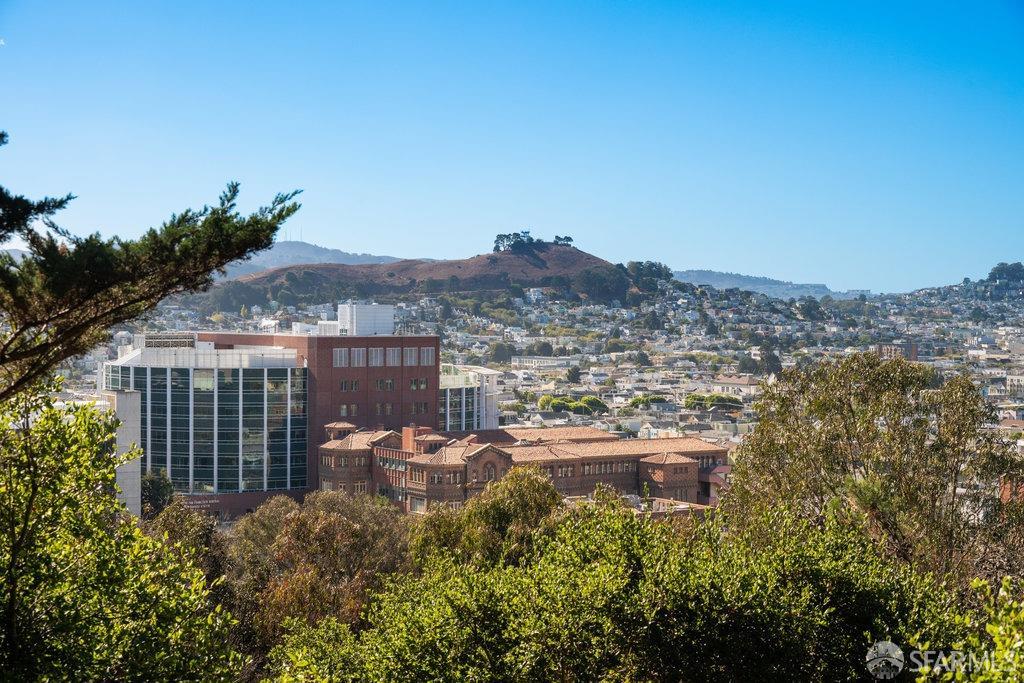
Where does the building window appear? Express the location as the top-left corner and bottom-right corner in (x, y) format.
(320, 478), (332, 491)
(430, 472), (443, 484)
(350, 348), (367, 367)
(375, 378), (395, 391)
(340, 379), (360, 392)
(385, 402), (393, 416)
(386, 347), (401, 366)
(418, 378), (428, 390)
(354, 481), (367, 494)
(368, 348), (384, 367)
(339, 405), (348, 417)
(420, 347), (435, 366)
(404, 347), (419, 366)
(485, 464), (495, 481)
(332, 348), (349, 367)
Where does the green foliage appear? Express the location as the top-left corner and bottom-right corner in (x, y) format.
(987, 262), (1024, 283)
(228, 492), (409, 657)
(274, 499), (964, 682)
(578, 395), (609, 414)
(0, 383), (241, 678)
(410, 467), (562, 570)
(728, 353), (1024, 583)
(0, 132), (300, 403)
(625, 261), (673, 292)
(604, 337), (631, 353)
(565, 366), (581, 383)
(486, 341), (516, 363)
(268, 617), (362, 682)
(141, 468), (175, 519)
(573, 265), (629, 304)
(628, 393), (668, 408)
(916, 578), (1024, 680)
(684, 393), (743, 410)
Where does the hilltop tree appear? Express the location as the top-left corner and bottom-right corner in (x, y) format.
(0, 131), (300, 403)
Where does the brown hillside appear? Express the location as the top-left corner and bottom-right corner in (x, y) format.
(237, 244), (616, 293)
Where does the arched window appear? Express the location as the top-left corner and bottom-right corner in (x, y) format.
(485, 464), (495, 481)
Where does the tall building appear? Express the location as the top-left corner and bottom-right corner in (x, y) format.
(439, 364), (501, 431)
(102, 330), (441, 516)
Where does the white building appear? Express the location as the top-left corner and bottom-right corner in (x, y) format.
(439, 364), (501, 431)
(338, 303), (395, 336)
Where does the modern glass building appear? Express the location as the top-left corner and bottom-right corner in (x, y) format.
(438, 364), (501, 431)
(102, 343), (307, 494)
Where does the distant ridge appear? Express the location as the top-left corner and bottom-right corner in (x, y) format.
(224, 240), (401, 278)
(673, 269), (869, 300)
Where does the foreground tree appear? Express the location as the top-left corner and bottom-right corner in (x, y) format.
(0, 384), (241, 678)
(270, 499), (965, 681)
(410, 466), (562, 569)
(0, 130), (300, 403)
(227, 492), (409, 663)
(727, 353), (1024, 583)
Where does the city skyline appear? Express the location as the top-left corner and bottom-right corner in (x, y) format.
(2, 1), (1023, 292)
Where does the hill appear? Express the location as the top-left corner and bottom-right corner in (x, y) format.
(673, 269), (869, 300)
(194, 243), (632, 311)
(223, 240), (401, 278)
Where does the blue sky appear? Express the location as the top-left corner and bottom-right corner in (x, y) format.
(1, 1), (1022, 292)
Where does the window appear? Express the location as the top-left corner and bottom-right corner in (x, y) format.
(420, 347), (435, 366)
(349, 404), (358, 417)
(340, 379), (359, 392)
(339, 405), (349, 417)
(368, 348), (384, 367)
(350, 348), (367, 367)
(320, 478), (333, 491)
(353, 481), (367, 494)
(419, 378), (428, 390)
(385, 402), (393, 416)
(404, 347), (419, 366)
(485, 464), (495, 481)
(430, 472), (443, 484)
(332, 348), (349, 367)
(375, 378), (395, 391)
(583, 463), (591, 475)
(386, 347), (401, 366)
(375, 402), (393, 416)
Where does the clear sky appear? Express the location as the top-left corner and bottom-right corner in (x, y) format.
(1, 1), (1022, 292)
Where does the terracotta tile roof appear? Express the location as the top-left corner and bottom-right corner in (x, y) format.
(324, 421), (358, 430)
(415, 433), (450, 442)
(447, 426), (619, 445)
(408, 444), (496, 466)
(321, 429), (396, 451)
(505, 437), (724, 464)
(640, 452), (698, 465)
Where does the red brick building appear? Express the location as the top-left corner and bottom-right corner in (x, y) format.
(318, 424), (728, 512)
